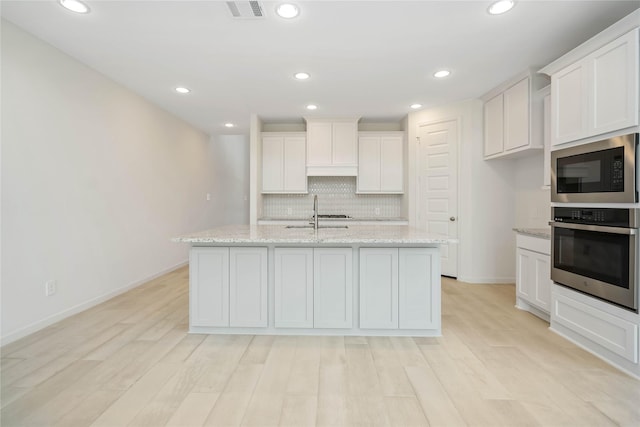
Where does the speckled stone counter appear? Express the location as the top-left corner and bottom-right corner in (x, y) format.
(513, 227), (551, 240)
(173, 224), (453, 246)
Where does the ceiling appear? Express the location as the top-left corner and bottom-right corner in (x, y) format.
(2, 1), (639, 136)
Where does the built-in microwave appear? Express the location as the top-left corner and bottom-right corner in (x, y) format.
(551, 133), (639, 203)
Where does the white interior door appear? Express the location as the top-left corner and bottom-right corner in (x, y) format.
(417, 120), (458, 278)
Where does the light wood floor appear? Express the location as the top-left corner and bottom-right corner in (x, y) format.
(2, 267), (639, 426)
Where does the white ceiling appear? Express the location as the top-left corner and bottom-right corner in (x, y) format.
(2, 1), (639, 136)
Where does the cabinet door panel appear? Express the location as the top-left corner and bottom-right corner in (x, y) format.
(229, 248), (268, 327)
(262, 136), (284, 192)
(504, 78), (529, 151)
(533, 252), (551, 312)
(307, 122), (332, 166)
(360, 248), (398, 329)
(314, 248), (353, 328)
(357, 136), (380, 192)
(190, 248), (229, 327)
(275, 248), (313, 328)
(380, 136), (403, 192)
(592, 28), (639, 134)
(283, 136), (307, 192)
(399, 248), (440, 329)
(332, 121), (358, 165)
(484, 94), (504, 156)
(552, 62), (588, 145)
(516, 249), (531, 300)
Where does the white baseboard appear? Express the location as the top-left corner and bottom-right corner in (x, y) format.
(456, 275), (515, 284)
(0, 260), (188, 347)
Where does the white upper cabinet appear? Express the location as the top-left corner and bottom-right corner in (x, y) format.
(482, 71), (546, 160)
(547, 27), (639, 146)
(591, 28), (639, 135)
(484, 94), (504, 157)
(357, 132), (404, 194)
(553, 62), (588, 144)
(261, 132), (307, 194)
(305, 118), (359, 176)
(503, 77), (530, 151)
(543, 91), (551, 188)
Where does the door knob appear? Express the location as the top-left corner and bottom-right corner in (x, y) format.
(450, 216), (456, 221)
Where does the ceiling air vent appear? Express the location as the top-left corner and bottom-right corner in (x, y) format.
(226, 1), (264, 19)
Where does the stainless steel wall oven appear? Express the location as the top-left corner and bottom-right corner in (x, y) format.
(550, 207), (638, 312)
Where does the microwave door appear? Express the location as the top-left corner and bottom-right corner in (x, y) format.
(551, 133), (638, 203)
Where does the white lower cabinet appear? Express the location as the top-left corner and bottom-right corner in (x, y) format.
(189, 247), (267, 328)
(551, 284), (640, 377)
(314, 248), (353, 328)
(515, 234), (551, 319)
(399, 248), (440, 329)
(190, 245), (441, 335)
(189, 247), (230, 327)
(274, 248), (314, 328)
(360, 248), (399, 329)
(229, 248), (268, 327)
(360, 248), (440, 330)
(274, 247), (353, 329)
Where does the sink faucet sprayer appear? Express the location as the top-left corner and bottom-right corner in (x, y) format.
(312, 194), (319, 230)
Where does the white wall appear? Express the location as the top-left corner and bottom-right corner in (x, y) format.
(514, 153), (551, 228)
(209, 134), (250, 225)
(0, 21), (237, 345)
(408, 99), (516, 284)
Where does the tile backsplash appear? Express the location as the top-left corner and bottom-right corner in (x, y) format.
(262, 177), (403, 219)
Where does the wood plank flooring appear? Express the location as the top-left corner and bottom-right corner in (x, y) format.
(2, 266), (639, 426)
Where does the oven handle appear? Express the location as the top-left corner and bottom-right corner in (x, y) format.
(549, 221), (638, 235)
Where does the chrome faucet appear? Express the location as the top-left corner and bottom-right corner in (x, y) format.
(312, 194), (319, 230)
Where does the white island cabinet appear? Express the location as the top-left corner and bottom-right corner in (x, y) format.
(360, 248), (440, 330)
(190, 247), (268, 328)
(175, 225), (452, 337)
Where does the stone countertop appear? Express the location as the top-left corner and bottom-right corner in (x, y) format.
(513, 228), (551, 240)
(258, 217), (409, 222)
(173, 224), (454, 245)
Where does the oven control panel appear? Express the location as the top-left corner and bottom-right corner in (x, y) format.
(553, 207), (633, 227)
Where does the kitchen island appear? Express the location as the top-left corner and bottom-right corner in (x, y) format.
(173, 224), (453, 337)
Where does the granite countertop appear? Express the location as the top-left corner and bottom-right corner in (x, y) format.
(258, 217), (409, 222)
(173, 224), (454, 244)
(513, 228), (551, 240)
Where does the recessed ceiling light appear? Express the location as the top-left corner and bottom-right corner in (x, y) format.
(306, 104), (318, 110)
(488, 0), (515, 15)
(433, 70), (451, 78)
(410, 104), (422, 109)
(294, 72), (310, 80)
(224, 123), (235, 128)
(59, 0), (90, 14)
(175, 87), (191, 94)
(276, 3), (299, 19)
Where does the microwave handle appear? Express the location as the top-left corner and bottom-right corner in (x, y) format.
(549, 221), (638, 235)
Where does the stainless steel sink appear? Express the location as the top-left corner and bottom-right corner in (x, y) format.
(285, 225), (348, 229)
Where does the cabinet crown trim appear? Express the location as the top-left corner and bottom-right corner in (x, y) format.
(304, 116), (361, 123)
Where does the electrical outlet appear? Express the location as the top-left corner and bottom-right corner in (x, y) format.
(206, 193), (211, 201)
(375, 207), (381, 216)
(45, 280), (56, 296)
